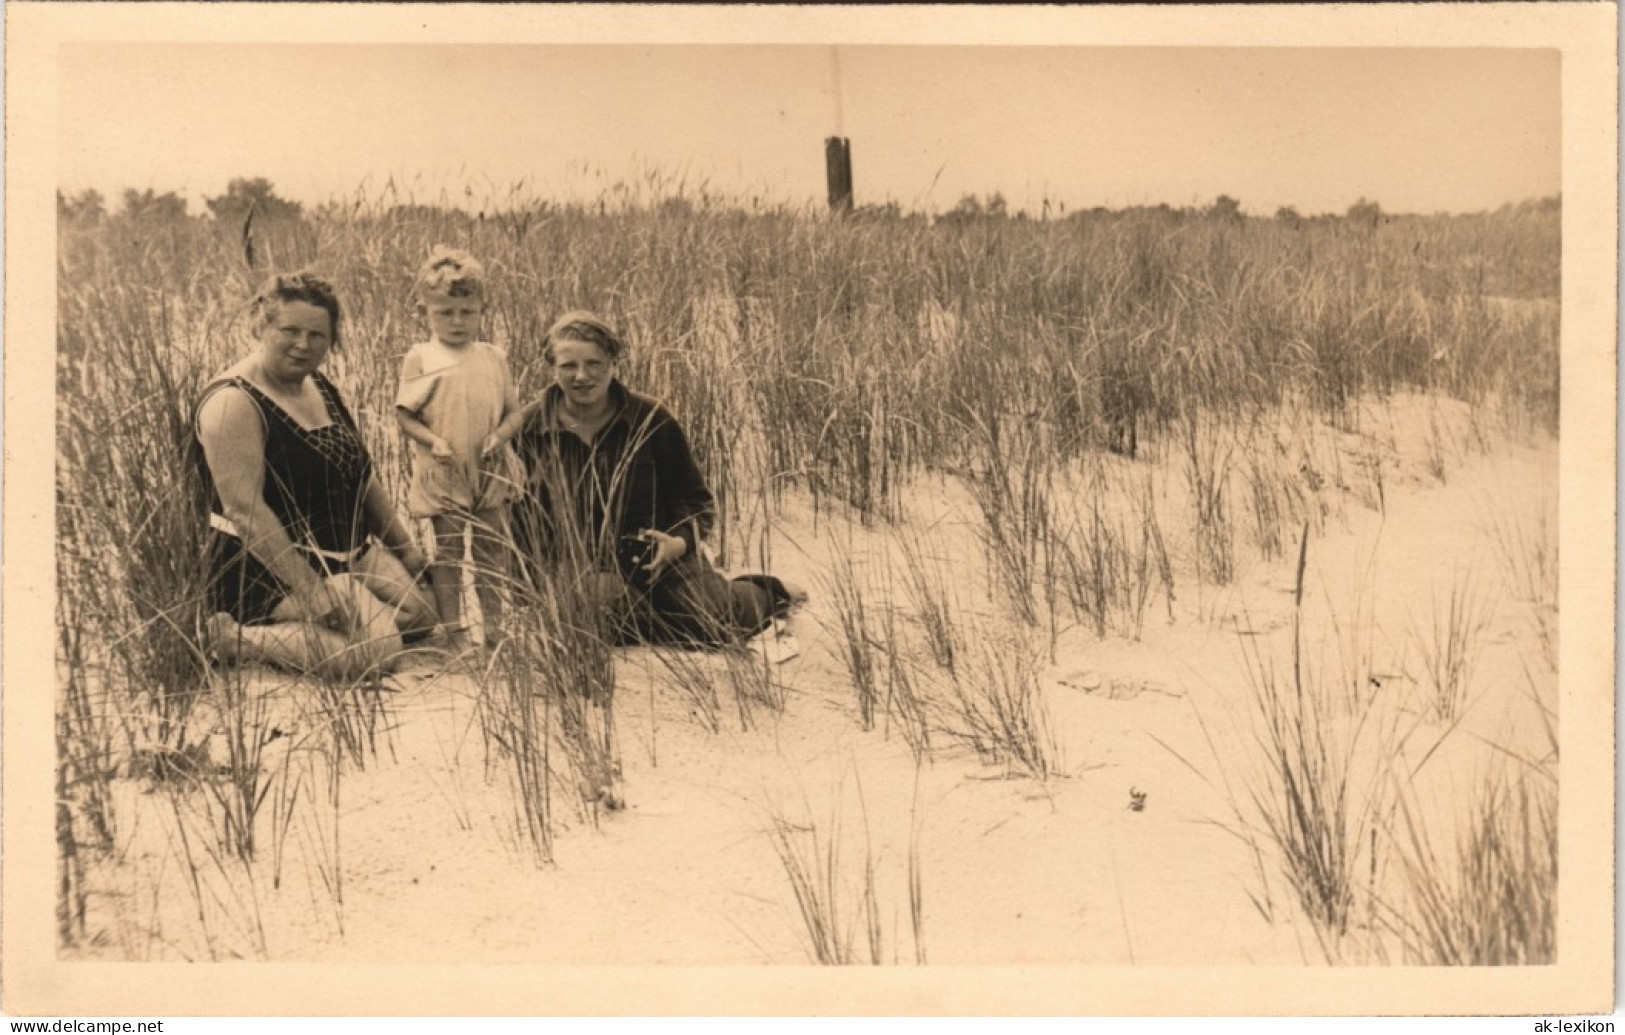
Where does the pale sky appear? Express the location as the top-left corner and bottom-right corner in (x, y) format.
(58, 44), (1560, 217)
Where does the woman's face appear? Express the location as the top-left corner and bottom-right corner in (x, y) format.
(258, 300), (334, 383)
(552, 336), (615, 411)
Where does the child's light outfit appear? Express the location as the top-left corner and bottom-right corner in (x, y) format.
(396, 338), (524, 518)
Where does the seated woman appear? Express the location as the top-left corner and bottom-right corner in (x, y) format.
(511, 311), (793, 646)
(195, 272), (438, 679)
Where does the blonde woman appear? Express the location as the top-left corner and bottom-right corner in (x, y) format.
(511, 311), (796, 646)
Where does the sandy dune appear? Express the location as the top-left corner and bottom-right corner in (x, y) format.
(73, 392), (1558, 969)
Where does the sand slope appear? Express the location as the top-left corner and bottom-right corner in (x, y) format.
(73, 393), (1559, 968)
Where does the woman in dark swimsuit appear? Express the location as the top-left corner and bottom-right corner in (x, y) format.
(195, 273), (437, 678)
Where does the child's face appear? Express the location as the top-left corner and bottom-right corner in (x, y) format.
(421, 289), (483, 347)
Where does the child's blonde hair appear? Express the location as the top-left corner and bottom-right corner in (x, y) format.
(414, 246), (486, 300)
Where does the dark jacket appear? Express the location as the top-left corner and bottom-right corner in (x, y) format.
(511, 380), (714, 574)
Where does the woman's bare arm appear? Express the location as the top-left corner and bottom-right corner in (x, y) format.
(361, 476), (427, 573)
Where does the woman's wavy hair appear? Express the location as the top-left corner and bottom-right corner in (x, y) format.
(544, 310), (627, 365)
(250, 271), (343, 350)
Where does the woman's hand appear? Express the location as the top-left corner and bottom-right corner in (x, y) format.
(640, 530), (687, 578)
(293, 579), (362, 637)
(362, 479), (428, 581)
(431, 436), (455, 464)
(396, 542), (431, 578)
(479, 432), (504, 459)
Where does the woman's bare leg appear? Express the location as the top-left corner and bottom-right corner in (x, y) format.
(352, 543), (439, 639)
(207, 611), (351, 673)
(207, 575), (403, 681)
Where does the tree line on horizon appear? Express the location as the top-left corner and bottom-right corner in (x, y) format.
(56, 176), (1562, 230)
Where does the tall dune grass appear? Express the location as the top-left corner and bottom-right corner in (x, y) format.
(56, 181), (1558, 953)
(1411, 569), (1497, 722)
(764, 777), (926, 966)
(1238, 528), (1405, 954)
(1389, 766), (1557, 964)
(1385, 663), (1558, 964)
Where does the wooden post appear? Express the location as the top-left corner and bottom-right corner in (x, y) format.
(825, 136), (853, 214)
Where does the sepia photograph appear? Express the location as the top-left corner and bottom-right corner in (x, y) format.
(6, 1), (1616, 1019)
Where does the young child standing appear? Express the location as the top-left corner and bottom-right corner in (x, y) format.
(395, 247), (526, 653)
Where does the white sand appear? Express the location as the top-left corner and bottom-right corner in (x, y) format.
(72, 392), (1558, 966)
